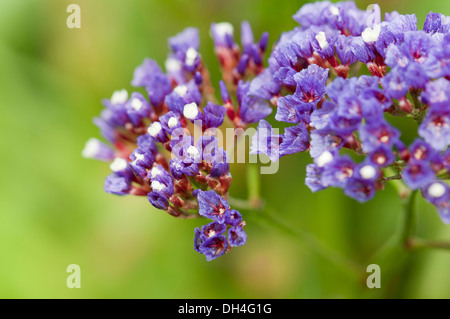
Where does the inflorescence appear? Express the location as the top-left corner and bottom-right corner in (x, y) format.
(83, 1), (450, 261)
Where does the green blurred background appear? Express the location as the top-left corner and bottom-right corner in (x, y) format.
(0, 0), (449, 299)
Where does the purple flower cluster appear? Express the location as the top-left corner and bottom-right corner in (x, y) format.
(83, 22), (271, 260)
(249, 2), (449, 223)
(194, 191), (246, 261)
(84, 1), (450, 262)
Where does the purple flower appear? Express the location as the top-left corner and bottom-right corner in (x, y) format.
(322, 155), (356, 188)
(279, 123), (310, 156)
(293, 64), (328, 104)
(421, 78), (450, 105)
(204, 102), (226, 128)
(104, 173), (131, 195)
(250, 120), (282, 162)
(359, 118), (401, 153)
(82, 138), (115, 161)
(131, 59), (172, 107)
(228, 226), (247, 247)
(418, 106), (450, 151)
(168, 27), (199, 55)
(209, 148), (230, 178)
(238, 80), (273, 124)
(275, 95), (314, 124)
(380, 68), (409, 100)
(147, 121), (168, 143)
(403, 160), (435, 190)
(211, 22), (235, 48)
(129, 148), (154, 178)
(421, 181), (450, 224)
(201, 221), (227, 239)
(196, 235), (228, 261)
(344, 176), (377, 203)
(368, 144), (396, 167)
(224, 209), (243, 226)
(159, 111), (182, 135)
(124, 92), (152, 126)
(305, 163), (326, 192)
(136, 134), (158, 156)
(197, 190), (230, 223)
(423, 12), (450, 34)
(248, 69), (282, 100)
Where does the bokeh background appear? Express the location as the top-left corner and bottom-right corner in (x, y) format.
(0, 0), (449, 299)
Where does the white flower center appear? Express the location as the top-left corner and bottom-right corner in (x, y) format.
(134, 152), (145, 162)
(428, 183), (446, 198)
(185, 47), (198, 66)
(150, 166), (162, 178)
(110, 157), (128, 172)
(330, 5), (340, 16)
(360, 165), (376, 180)
(362, 24), (381, 44)
(315, 31), (329, 50)
(215, 22), (234, 38)
(183, 102), (199, 120)
(187, 145), (199, 158)
(207, 230), (216, 238)
(174, 85), (188, 97)
(151, 180), (166, 192)
(82, 138), (100, 158)
(317, 151), (334, 167)
(130, 98), (143, 111)
(168, 117), (178, 128)
(148, 122), (162, 137)
(111, 89), (128, 105)
(165, 57), (182, 72)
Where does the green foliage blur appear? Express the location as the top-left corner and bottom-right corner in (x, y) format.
(0, 0), (449, 299)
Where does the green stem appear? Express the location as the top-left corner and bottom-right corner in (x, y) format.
(246, 164), (263, 208)
(410, 238), (450, 250)
(401, 190), (418, 249)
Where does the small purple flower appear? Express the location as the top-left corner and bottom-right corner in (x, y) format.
(423, 12), (450, 34)
(168, 27), (200, 56)
(224, 209), (243, 226)
(293, 64), (328, 104)
(131, 59), (172, 107)
(124, 92), (152, 126)
(197, 190), (230, 223)
(159, 111), (182, 135)
(228, 226), (247, 247)
(250, 120), (282, 162)
(211, 22), (235, 48)
(201, 221), (227, 239)
(344, 177), (377, 203)
(204, 102), (226, 128)
(418, 106), (450, 151)
(322, 155), (356, 188)
(421, 181), (450, 224)
(248, 69), (282, 100)
(305, 163), (326, 192)
(359, 118), (401, 153)
(129, 148), (154, 178)
(238, 80), (273, 124)
(403, 160), (435, 190)
(368, 144), (396, 167)
(104, 173), (131, 195)
(380, 68), (409, 100)
(197, 236), (228, 261)
(275, 95), (314, 124)
(279, 123), (310, 156)
(82, 138), (115, 162)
